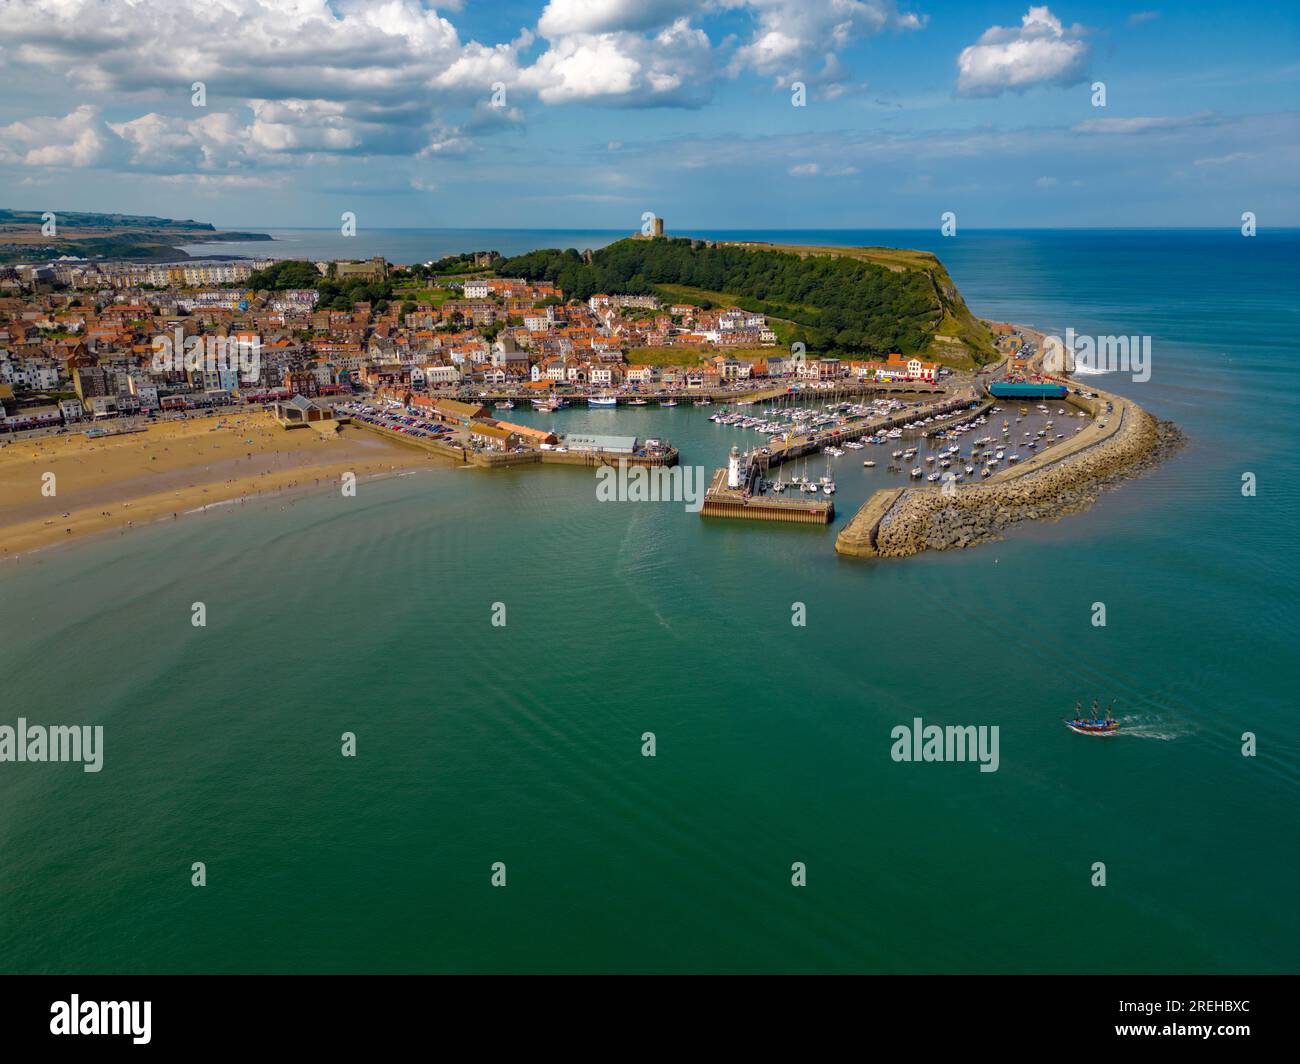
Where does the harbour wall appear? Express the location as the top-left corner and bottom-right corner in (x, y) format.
(835, 387), (1169, 558)
(352, 419), (677, 469)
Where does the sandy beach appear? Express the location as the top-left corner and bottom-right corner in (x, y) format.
(0, 412), (435, 559)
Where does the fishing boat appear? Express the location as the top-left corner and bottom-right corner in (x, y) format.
(863, 460), (876, 467)
(1065, 718), (1121, 736)
(659, 399), (678, 407)
(627, 398), (648, 406)
(588, 394), (617, 407)
(494, 400), (514, 410)
(693, 398), (711, 407)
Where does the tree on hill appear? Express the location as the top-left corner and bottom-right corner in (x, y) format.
(497, 238), (941, 358)
(247, 260), (322, 290)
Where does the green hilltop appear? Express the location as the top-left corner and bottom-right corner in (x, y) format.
(498, 236), (996, 367)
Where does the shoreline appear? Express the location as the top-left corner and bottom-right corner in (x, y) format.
(0, 464), (434, 567)
(0, 411), (438, 564)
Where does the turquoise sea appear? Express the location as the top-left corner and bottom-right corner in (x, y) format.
(1, 229), (1297, 973)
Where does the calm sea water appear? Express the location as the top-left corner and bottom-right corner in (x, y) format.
(2, 230), (1297, 973)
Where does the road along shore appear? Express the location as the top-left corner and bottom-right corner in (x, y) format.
(834, 382), (1184, 559)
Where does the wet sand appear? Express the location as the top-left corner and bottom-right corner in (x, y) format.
(0, 412), (433, 559)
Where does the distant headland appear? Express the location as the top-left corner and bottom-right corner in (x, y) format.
(0, 209), (271, 265)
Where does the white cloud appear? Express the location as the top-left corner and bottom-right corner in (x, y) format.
(1193, 151), (1254, 166)
(788, 162), (859, 177)
(156, 174), (288, 190)
(1072, 112), (1216, 134)
(728, 0), (925, 86)
(0, 106), (113, 168)
(956, 6), (1089, 97)
(521, 19), (714, 105)
(537, 0), (701, 37)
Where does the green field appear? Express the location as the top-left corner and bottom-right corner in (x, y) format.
(393, 285), (458, 306)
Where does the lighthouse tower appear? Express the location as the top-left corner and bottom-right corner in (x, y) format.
(727, 445), (743, 489)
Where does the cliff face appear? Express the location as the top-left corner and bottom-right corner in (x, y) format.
(727, 241), (997, 367)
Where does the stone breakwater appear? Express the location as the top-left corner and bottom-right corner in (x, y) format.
(835, 390), (1183, 558)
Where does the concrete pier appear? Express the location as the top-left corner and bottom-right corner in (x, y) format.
(700, 468), (833, 525)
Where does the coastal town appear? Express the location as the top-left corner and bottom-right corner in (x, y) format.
(0, 248), (981, 442)
(0, 227), (1136, 567)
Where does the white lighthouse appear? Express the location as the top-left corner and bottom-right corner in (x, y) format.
(727, 445), (743, 489)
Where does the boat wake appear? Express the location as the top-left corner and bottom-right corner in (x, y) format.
(1115, 714), (1192, 741)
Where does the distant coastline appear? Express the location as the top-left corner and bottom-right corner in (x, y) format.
(0, 208), (272, 265)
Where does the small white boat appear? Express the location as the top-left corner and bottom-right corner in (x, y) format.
(863, 460), (876, 467)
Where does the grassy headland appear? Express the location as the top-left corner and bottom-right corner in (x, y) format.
(499, 237), (996, 368)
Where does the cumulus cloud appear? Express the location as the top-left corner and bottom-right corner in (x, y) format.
(727, 0), (925, 88)
(956, 6), (1089, 97)
(537, 0), (702, 36)
(0, 106), (114, 168)
(524, 20), (715, 105)
(0, 0), (938, 184)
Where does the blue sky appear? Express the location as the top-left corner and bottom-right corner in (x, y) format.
(1, 1), (1296, 229)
